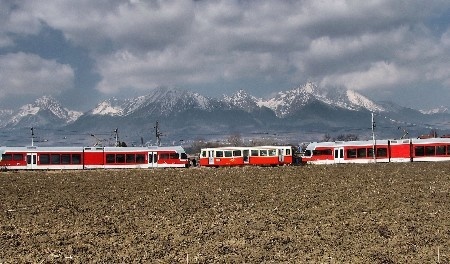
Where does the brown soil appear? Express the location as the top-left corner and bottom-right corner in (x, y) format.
(1, 163), (449, 263)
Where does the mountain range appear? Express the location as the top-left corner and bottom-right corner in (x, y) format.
(1, 82), (449, 146)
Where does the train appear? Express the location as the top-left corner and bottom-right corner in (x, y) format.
(0, 144), (295, 170)
(3, 136), (450, 170)
(301, 137), (450, 164)
(0, 145), (189, 170)
(199, 145), (293, 167)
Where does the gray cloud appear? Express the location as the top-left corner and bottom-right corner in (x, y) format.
(0, 52), (74, 98)
(1, 0), (450, 109)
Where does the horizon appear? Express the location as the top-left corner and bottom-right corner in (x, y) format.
(0, 83), (448, 114)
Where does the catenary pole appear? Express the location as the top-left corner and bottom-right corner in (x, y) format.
(372, 113), (376, 162)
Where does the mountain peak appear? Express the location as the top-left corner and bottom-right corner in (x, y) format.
(302, 82), (317, 94)
(90, 87), (216, 118)
(4, 96), (82, 128)
(345, 90), (385, 112)
(223, 89), (259, 112)
(420, 105), (449, 114)
(256, 83), (385, 117)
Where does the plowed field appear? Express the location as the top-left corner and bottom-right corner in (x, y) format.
(1, 163), (449, 263)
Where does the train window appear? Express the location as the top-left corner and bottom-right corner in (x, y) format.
(368, 148), (374, 157)
(160, 153), (170, 159)
(376, 148), (387, 157)
(136, 154), (145, 163)
(2, 154), (12, 161)
(233, 150), (242, 156)
(436, 146), (446, 155)
(201, 151), (207, 157)
(286, 149), (291, 155)
(61, 154), (71, 164)
(126, 154), (135, 163)
(313, 149), (332, 156)
(304, 150), (311, 156)
(40, 154), (50, 164)
(251, 150), (259, 156)
(181, 153), (187, 159)
(106, 154), (115, 163)
(425, 146), (435, 156)
(357, 148), (367, 158)
(148, 154), (153, 163)
(224, 151), (232, 157)
(72, 154), (81, 164)
(51, 154), (61, 164)
(414, 146), (424, 156)
(268, 149), (277, 156)
(215, 151), (224, 158)
(170, 153), (179, 159)
(260, 150), (268, 156)
(347, 149), (357, 158)
(447, 145), (450, 155)
(116, 154), (125, 163)
(13, 154), (23, 161)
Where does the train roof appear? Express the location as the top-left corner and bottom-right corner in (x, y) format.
(306, 137), (450, 149)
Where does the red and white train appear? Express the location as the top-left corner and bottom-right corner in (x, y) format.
(301, 137), (450, 164)
(0, 145), (189, 170)
(199, 146), (293, 167)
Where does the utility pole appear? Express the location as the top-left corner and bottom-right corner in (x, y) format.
(31, 127), (34, 147)
(114, 128), (119, 147)
(372, 113), (376, 162)
(154, 121), (163, 146)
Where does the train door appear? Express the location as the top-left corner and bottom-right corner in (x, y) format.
(243, 149), (249, 164)
(148, 152), (158, 168)
(278, 148), (285, 163)
(208, 150), (215, 165)
(334, 147), (344, 163)
(26, 153), (37, 169)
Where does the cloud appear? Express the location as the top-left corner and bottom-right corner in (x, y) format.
(0, 1), (42, 48)
(0, 52), (74, 98)
(2, 0), (450, 108)
(320, 61), (418, 90)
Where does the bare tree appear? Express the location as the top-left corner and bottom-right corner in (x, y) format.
(227, 133), (243, 146)
(322, 133), (332, 142)
(335, 134), (359, 141)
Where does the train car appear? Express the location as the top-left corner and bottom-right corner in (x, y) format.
(301, 137), (450, 164)
(199, 145), (293, 167)
(410, 137), (450, 162)
(0, 145), (189, 170)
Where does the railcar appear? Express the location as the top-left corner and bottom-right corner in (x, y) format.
(0, 145), (189, 170)
(301, 137), (450, 164)
(199, 146), (293, 167)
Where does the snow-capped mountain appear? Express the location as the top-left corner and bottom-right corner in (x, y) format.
(254, 82), (385, 117)
(1, 83), (449, 145)
(223, 90), (260, 112)
(89, 87), (219, 117)
(2, 96), (82, 128)
(420, 106), (449, 114)
(0, 109), (14, 123)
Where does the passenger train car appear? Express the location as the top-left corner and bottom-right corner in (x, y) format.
(301, 137), (450, 164)
(0, 145), (189, 170)
(199, 146), (293, 167)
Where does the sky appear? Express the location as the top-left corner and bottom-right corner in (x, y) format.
(1, 0), (450, 112)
